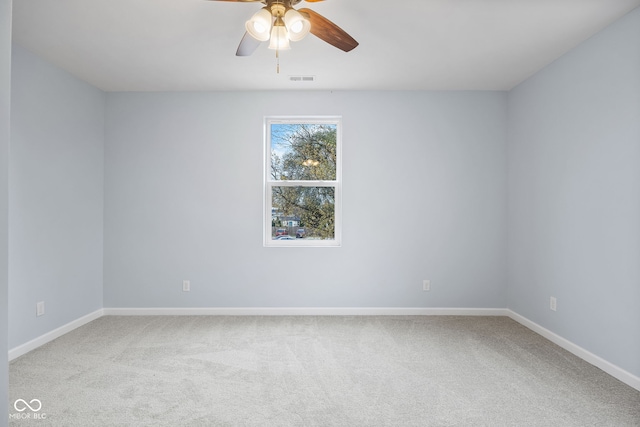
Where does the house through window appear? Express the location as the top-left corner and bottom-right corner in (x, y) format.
(264, 117), (342, 247)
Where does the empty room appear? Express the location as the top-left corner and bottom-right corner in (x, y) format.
(1, 0), (639, 425)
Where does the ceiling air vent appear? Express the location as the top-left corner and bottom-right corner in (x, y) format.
(289, 75), (315, 82)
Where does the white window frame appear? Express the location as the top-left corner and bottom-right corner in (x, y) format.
(264, 116), (342, 247)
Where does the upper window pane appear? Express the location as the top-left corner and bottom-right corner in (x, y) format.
(270, 123), (337, 181)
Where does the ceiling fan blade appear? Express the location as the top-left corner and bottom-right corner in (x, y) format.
(298, 8), (358, 52)
(236, 32), (262, 56)
(206, 0), (264, 2)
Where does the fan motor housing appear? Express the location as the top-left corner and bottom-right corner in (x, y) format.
(266, 0), (301, 7)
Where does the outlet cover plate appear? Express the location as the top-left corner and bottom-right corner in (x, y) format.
(36, 301), (45, 316)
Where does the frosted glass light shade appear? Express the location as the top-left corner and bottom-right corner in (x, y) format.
(268, 21), (291, 50)
(245, 8), (272, 41)
(284, 9), (310, 42)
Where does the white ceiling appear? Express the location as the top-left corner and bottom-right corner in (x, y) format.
(11, 0), (640, 92)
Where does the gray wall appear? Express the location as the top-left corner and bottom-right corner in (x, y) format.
(507, 8), (640, 377)
(104, 91), (508, 308)
(8, 45), (104, 349)
(0, 0), (10, 424)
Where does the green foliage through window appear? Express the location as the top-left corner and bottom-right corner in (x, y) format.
(271, 123), (337, 181)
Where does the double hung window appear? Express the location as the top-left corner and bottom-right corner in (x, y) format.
(264, 117), (342, 247)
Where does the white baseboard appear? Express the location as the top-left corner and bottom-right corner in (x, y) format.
(103, 307), (509, 316)
(507, 310), (640, 392)
(8, 309), (104, 361)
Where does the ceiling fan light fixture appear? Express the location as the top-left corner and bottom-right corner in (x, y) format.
(245, 7), (272, 42)
(283, 9), (310, 42)
(268, 17), (291, 50)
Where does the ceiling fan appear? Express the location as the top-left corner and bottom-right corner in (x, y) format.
(209, 0), (358, 57)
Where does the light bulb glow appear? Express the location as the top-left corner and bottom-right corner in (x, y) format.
(290, 21), (303, 34)
(253, 21), (267, 34)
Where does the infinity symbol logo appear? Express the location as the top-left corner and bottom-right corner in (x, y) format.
(14, 399), (42, 412)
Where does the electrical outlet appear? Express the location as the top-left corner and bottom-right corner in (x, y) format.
(183, 280), (190, 292)
(36, 301), (45, 317)
(423, 280), (431, 291)
(550, 296), (557, 311)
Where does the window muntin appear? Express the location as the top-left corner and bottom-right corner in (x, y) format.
(265, 117), (341, 247)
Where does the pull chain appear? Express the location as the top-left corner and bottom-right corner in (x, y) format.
(276, 48), (280, 74)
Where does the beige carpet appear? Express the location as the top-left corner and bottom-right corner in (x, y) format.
(9, 316), (640, 426)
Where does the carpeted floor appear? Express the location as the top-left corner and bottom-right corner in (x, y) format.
(8, 316), (640, 426)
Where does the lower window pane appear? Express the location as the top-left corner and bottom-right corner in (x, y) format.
(271, 186), (335, 240)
